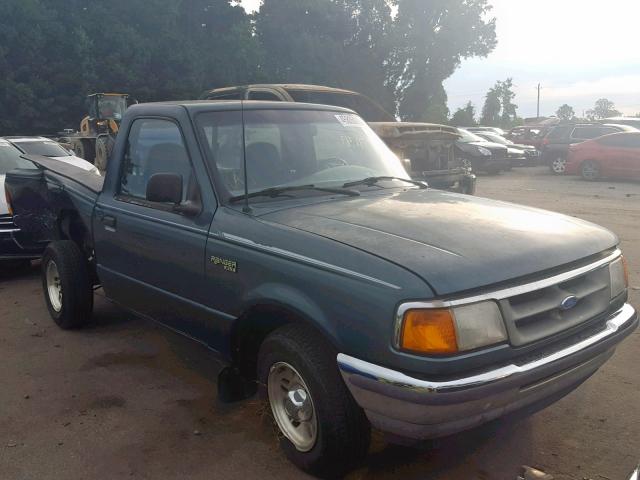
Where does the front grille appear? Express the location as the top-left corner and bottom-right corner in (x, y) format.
(499, 264), (611, 346)
(0, 213), (18, 236)
(491, 149), (506, 160)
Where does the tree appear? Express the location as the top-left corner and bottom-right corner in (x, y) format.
(388, 0), (496, 121)
(499, 78), (517, 125)
(255, 0), (396, 113)
(480, 79), (518, 127)
(556, 104), (575, 121)
(480, 86), (501, 126)
(586, 98), (621, 120)
(0, 0), (259, 135)
(450, 101), (477, 126)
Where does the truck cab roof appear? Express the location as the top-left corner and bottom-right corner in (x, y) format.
(129, 100), (357, 115)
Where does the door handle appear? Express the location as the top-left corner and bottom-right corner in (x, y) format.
(101, 215), (117, 231)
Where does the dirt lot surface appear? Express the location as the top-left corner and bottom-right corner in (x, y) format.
(1, 167), (638, 480)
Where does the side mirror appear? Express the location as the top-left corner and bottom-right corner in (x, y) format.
(146, 173), (182, 204)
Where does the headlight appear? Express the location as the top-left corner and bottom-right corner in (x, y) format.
(477, 146), (492, 156)
(507, 148), (521, 158)
(397, 301), (507, 355)
(610, 257), (629, 299)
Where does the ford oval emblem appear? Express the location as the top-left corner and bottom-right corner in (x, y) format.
(560, 295), (579, 311)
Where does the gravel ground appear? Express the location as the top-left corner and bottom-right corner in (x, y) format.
(1, 167), (638, 480)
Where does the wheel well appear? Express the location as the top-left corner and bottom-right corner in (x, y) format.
(57, 211), (96, 279)
(231, 304), (328, 381)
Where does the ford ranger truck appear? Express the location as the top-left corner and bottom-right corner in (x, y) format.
(5, 101), (637, 477)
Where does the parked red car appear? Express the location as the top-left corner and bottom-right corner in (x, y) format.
(566, 132), (640, 180)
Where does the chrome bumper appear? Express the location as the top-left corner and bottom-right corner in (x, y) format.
(338, 303), (637, 440)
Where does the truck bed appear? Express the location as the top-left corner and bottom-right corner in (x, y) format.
(4, 155), (101, 243)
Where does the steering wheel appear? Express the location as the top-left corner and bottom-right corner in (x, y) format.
(319, 157), (348, 170)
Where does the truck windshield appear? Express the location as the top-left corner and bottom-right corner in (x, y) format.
(0, 142), (36, 174)
(196, 109), (409, 201)
(98, 96), (127, 120)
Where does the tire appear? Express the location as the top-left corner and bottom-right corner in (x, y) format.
(581, 160), (600, 181)
(42, 241), (93, 329)
(549, 156), (567, 174)
(73, 139), (96, 164)
(94, 136), (109, 172)
(258, 324), (370, 477)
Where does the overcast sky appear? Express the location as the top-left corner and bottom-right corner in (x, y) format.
(240, 0), (640, 118)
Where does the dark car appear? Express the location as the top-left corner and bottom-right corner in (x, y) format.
(455, 129), (509, 173)
(202, 84), (476, 194)
(542, 123), (637, 174)
(0, 139), (44, 267)
(5, 101), (637, 476)
(474, 132), (541, 167)
(467, 126), (506, 136)
(566, 132), (640, 180)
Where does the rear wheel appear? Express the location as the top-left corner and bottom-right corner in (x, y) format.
(42, 241), (93, 329)
(258, 324), (370, 477)
(581, 160), (601, 181)
(94, 136), (109, 172)
(550, 156), (567, 174)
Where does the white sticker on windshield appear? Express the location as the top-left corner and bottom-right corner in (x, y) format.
(334, 114), (365, 128)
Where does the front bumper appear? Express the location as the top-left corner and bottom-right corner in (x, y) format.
(0, 232), (44, 260)
(338, 303), (637, 440)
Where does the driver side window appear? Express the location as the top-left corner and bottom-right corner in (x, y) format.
(120, 118), (198, 206)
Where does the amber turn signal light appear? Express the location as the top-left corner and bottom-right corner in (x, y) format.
(4, 188), (13, 216)
(400, 308), (458, 355)
(622, 257), (629, 287)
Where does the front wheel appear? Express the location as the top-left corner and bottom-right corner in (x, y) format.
(42, 241), (93, 329)
(550, 156), (567, 174)
(258, 324), (370, 477)
(581, 160), (601, 181)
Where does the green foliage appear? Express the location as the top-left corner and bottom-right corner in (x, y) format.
(586, 98), (621, 120)
(480, 87), (501, 126)
(556, 104), (575, 121)
(389, 0), (496, 122)
(480, 78), (517, 127)
(0, 0), (260, 134)
(255, 0), (396, 112)
(0, 0), (497, 133)
(450, 101), (477, 126)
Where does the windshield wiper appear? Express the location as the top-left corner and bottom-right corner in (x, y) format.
(229, 184), (361, 202)
(343, 176), (428, 189)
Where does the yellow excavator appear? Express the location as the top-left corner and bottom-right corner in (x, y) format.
(59, 93), (130, 172)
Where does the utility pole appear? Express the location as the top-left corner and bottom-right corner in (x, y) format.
(536, 83), (541, 119)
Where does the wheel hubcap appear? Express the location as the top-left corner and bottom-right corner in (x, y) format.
(268, 362), (317, 452)
(46, 260), (62, 312)
(552, 157), (566, 173)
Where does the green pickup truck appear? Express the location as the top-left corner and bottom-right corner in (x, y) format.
(5, 100), (637, 477)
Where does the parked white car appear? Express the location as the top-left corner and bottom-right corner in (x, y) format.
(3, 137), (100, 175)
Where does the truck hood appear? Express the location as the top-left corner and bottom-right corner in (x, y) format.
(258, 189), (618, 295)
(369, 122), (460, 142)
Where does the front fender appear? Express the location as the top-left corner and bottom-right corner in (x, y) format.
(242, 282), (338, 344)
